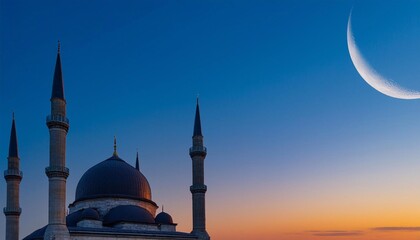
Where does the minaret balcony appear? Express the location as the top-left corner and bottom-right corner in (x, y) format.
(4, 169), (23, 180)
(190, 184), (207, 193)
(45, 166), (70, 178)
(3, 207), (22, 216)
(46, 114), (69, 129)
(189, 146), (207, 153)
(189, 146), (207, 157)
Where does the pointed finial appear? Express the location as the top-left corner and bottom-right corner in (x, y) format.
(57, 40), (61, 53)
(197, 94), (199, 104)
(162, 205), (164, 212)
(12, 112), (15, 120)
(135, 150), (140, 170)
(113, 136), (118, 156)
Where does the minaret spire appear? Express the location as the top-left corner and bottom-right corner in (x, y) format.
(8, 114), (18, 158)
(193, 97), (202, 137)
(51, 41), (65, 100)
(189, 99), (210, 240)
(4, 114), (23, 240)
(135, 151), (140, 170)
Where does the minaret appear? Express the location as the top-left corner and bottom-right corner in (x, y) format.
(189, 99), (210, 240)
(44, 42), (71, 240)
(4, 115), (22, 240)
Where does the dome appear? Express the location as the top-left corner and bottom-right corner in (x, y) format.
(103, 205), (155, 226)
(66, 208), (99, 227)
(81, 208), (100, 220)
(22, 226), (47, 240)
(155, 211), (174, 224)
(66, 209), (83, 226)
(75, 155), (152, 202)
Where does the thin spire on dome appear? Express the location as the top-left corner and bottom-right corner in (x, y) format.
(135, 150), (140, 170)
(113, 136), (118, 156)
(162, 205), (164, 212)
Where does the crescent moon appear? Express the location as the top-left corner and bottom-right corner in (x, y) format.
(347, 13), (420, 99)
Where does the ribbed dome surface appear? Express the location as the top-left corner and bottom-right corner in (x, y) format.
(75, 155), (151, 202)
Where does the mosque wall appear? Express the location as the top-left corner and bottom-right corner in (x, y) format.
(70, 233), (196, 240)
(70, 198), (158, 217)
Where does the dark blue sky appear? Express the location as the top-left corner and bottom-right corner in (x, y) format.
(2, 1), (420, 239)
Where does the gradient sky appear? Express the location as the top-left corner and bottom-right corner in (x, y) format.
(1, 1), (420, 240)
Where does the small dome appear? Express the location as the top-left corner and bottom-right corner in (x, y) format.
(22, 226), (47, 240)
(103, 205), (155, 226)
(75, 155), (152, 202)
(155, 211), (174, 224)
(66, 209), (83, 227)
(81, 208), (100, 220)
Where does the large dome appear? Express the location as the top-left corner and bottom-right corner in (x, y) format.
(75, 155), (152, 202)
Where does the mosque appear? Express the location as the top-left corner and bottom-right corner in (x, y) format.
(3, 45), (210, 240)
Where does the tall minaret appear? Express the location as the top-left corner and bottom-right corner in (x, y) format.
(4, 115), (22, 240)
(44, 42), (71, 240)
(189, 99), (210, 240)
